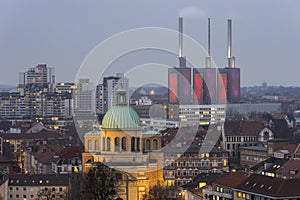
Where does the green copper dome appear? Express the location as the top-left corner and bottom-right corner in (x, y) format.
(101, 106), (141, 130)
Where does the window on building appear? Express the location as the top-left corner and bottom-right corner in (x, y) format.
(121, 137), (126, 151)
(131, 137), (136, 152)
(153, 139), (158, 150)
(94, 140), (99, 150)
(87, 139), (92, 151)
(194, 169), (198, 176)
(114, 137), (120, 151)
(146, 139), (150, 151)
(212, 160), (218, 167)
(227, 144), (230, 150)
(16, 195), (19, 198)
(102, 138), (105, 151)
(23, 195), (26, 198)
(136, 137), (140, 151)
(107, 137), (111, 151)
(23, 187), (26, 191)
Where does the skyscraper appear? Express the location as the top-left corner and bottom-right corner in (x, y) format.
(74, 79), (94, 114)
(96, 73), (129, 115)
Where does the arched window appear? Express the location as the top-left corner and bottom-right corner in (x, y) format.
(114, 137), (120, 152)
(94, 140), (99, 151)
(87, 140), (92, 151)
(121, 137), (126, 151)
(106, 137), (111, 151)
(153, 139), (158, 150)
(131, 137), (135, 152)
(136, 137), (140, 151)
(146, 139), (151, 151)
(102, 137), (106, 151)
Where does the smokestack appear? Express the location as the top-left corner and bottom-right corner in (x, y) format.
(178, 17), (183, 58)
(227, 19), (235, 68)
(208, 18), (211, 57)
(178, 17), (186, 68)
(205, 18), (211, 68)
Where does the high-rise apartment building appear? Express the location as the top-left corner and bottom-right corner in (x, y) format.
(96, 73), (129, 114)
(74, 79), (94, 114)
(19, 64), (55, 91)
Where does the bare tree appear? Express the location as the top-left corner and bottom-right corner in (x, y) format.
(82, 163), (120, 200)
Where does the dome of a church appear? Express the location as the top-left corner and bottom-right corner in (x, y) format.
(101, 84), (141, 130)
(101, 106), (141, 130)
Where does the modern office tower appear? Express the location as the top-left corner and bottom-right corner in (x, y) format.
(179, 104), (226, 126)
(96, 73), (129, 114)
(74, 79), (94, 114)
(19, 64), (55, 91)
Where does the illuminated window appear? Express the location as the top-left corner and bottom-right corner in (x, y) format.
(237, 192), (242, 198)
(223, 159), (227, 167)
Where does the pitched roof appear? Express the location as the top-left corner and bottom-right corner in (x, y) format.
(224, 120), (265, 137)
(251, 157), (289, 173)
(272, 142), (298, 154)
(0, 131), (62, 140)
(236, 174), (300, 198)
(35, 151), (56, 164)
(278, 159), (300, 178)
(214, 172), (249, 188)
(57, 146), (83, 159)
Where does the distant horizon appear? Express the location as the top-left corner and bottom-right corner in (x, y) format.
(1, 1), (300, 86)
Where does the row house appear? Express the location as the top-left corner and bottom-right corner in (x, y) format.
(163, 144), (229, 186)
(8, 174), (68, 200)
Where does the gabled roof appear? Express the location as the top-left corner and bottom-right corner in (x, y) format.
(53, 146), (83, 164)
(214, 172), (249, 188)
(224, 120), (265, 137)
(251, 157), (289, 173)
(236, 174), (300, 198)
(35, 151), (56, 164)
(279, 159), (300, 178)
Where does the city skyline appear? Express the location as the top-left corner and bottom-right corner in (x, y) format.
(0, 0), (299, 87)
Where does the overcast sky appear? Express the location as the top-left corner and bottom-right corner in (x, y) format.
(0, 0), (299, 87)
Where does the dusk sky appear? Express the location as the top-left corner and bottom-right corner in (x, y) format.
(0, 0), (299, 87)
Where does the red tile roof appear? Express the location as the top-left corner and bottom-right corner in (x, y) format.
(236, 174), (300, 198)
(57, 146), (83, 160)
(224, 120), (265, 136)
(35, 151), (56, 164)
(272, 142), (298, 154)
(214, 172), (249, 188)
(278, 159), (300, 179)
